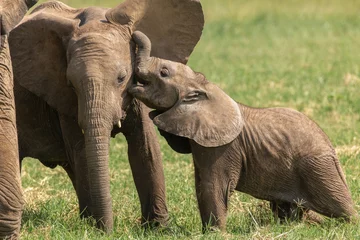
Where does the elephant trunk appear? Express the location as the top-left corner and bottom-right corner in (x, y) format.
(81, 85), (113, 232)
(84, 124), (113, 232)
(133, 31), (152, 75)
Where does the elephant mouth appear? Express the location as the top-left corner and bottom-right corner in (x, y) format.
(134, 75), (150, 87)
(128, 75), (150, 96)
(110, 111), (127, 137)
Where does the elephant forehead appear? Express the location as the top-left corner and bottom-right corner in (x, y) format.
(71, 30), (128, 48)
(68, 32), (132, 60)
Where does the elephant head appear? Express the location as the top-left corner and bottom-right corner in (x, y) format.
(130, 31), (243, 150)
(0, 0), (37, 238)
(9, 0), (203, 232)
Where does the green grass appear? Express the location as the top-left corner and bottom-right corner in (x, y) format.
(21, 0), (360, 239)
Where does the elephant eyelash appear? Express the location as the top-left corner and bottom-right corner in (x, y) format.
(160, 67), (170, 78)
(117, 75), (126, 84)
(183, 91), (207, 102)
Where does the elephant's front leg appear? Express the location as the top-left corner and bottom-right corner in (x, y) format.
(192, 143), (240, 233)
(58, 115), (92, 219)
(194, 163), (231, 232)
(122, 100), (168, 227)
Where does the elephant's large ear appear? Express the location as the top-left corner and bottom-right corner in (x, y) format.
(152, 83), (244, 147)
(105, 0), (204, 64)
(9, 7), (80, 116)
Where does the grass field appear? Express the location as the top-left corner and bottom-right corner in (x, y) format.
(20, 0), (360, 239)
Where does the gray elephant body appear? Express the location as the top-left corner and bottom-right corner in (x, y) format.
(0, 0), (37, 238)
(190, 104), (354, 229)
(9, 0), (204, 232)
(129, 31), (355, 232)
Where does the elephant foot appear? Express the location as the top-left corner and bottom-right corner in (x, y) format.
(202, 225), (222, 234)
(143, 217), (191, 236)
(303, 210), (324, 224)
(270, 201), (304, 223)
(141, 215), (170, 230)
(79, 209), (113, 233)
(79, 207), (91, 219)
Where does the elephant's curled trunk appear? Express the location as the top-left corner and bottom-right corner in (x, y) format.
(133, 31), (151, 72)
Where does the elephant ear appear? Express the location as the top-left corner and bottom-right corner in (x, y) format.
(157, 128), (192, 154)
(9, 3), (81, 117)
(0, 0), (38, 36)
(105, 0), (204, 64)
(152, 83), (244, 148)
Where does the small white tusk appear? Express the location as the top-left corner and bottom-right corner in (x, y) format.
(82, 129), (84, 134)
(117, 120), (121, 128)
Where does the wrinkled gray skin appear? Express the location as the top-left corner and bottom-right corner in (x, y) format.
(9, 0), (203, 232)
(129, 31), (356, 232)
(0, 0), (38, 238)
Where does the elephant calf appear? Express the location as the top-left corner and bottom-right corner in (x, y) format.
(128, 31), (356, 232)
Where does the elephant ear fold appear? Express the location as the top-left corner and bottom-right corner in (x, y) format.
(105, 0), (204, 64)
(152, 84), (244, 147)
(157, 129), (192, 154)
(9, 9), (80, 117)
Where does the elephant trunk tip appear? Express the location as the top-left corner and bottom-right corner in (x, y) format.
(132, 31), (151, 59)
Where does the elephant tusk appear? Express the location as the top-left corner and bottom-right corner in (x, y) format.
(117, 120), (121, 128)
(82, 129), (84, 134)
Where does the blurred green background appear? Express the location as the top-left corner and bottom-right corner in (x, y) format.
(21, 0), (360, 239)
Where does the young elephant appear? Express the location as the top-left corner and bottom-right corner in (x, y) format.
(129, 31), (356, 231)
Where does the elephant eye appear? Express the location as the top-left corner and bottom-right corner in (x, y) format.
(117, 74), (126, 85)
(160, 67), (170, 78)
(67, 79), (76, 91)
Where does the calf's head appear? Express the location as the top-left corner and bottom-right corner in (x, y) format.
(129, 31), (244, 148)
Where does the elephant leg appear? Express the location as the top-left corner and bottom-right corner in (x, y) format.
(0, 36), (23, 239)
(300, 156), (356, 219)
(194, 163), (230, 232)
(302, 210), (324, 223)
(61, 162), (91, 218)
(122, 100), (168, 227)
(0, 142), (23, 239)
(58, 114), (91, 219)
(270, 201), (304, 222)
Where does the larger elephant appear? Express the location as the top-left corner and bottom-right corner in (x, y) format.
(9, 0), (204, 232)
(0, 0), (38, 238)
